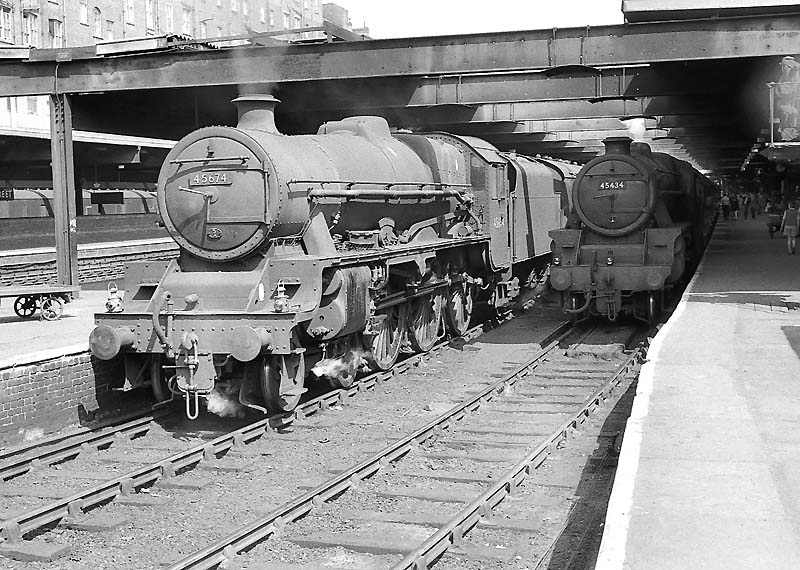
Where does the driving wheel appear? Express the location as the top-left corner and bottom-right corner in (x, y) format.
(445, 282), (474, 336)
(364, 303), (407, 371)
(408, 290), (444, 353)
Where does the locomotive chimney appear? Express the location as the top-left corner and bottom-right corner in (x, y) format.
(603, 136), (632, 155)
(232, 94), (280, 134)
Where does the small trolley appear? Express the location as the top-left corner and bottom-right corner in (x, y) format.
(767, 213), (782, 238)
(0, 284), (79, 321)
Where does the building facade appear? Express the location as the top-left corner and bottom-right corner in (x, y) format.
(0, 0), (324, 47)
(0, 0), (327, 130)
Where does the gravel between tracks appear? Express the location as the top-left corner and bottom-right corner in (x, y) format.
(1, 292), (634, 570)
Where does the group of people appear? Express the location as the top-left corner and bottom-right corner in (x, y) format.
(719, 190), (800, 254)
(719, 191), (765, 221)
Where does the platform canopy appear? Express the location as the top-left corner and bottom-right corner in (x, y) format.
(0, 12), (799, 174)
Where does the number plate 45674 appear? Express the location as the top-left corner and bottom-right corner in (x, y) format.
(189, 172), (233, 186)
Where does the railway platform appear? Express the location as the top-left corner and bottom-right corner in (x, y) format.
(0, 286), (112, 370)
(596, 215), (800, 569)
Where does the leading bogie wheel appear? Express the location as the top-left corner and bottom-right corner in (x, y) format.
(364, 303), (407, 371)
(40, 297), (64, 321)
(647, 291), (660, 326)
(150, 354), (172, 402)
(445, 282), (474, 336)
(13, 296), (37, 318)
(262, 354), (305, 415)
(408, 291), (444, 353)
(567, 293), (582, 323)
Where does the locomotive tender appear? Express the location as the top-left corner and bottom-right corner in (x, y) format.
(549, 137), (717, 323)
(89, 95), (579, 418)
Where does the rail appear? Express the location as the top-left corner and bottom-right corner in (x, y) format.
(162, 320), (575, 570)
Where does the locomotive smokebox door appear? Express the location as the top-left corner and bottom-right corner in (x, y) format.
(158, 126), (274, 262)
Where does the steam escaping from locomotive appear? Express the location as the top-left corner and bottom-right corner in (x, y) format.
(621, 117), (648, 141)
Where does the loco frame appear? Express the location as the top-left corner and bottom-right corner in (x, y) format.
(89, 95), (579, 418)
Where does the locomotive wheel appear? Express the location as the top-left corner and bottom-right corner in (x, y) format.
(13, 296), (37, 318)
(647, 291), (660, 326)
(408, 291), (444, 353)
(262, 354), (305, 415)
(445, 282), (474, 336)
(40, 297), (64, 321)
(568, 293), (582, 323)
(150, 355), (172, 402)
(364, 303), (406, 371)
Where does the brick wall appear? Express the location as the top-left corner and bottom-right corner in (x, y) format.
(0, 351), (128, 445)
(0, 240), (178, 445)
(0, 239), (178, 287)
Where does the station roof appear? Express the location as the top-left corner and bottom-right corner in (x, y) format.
(0, 13), (798, 176)
(622, 0), (800, 22)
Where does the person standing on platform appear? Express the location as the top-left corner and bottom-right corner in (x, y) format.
(730, 193), (740, 221)
(780, 201), (800, 254)
(753, 192), (763, 217)
(720, 193), (731, 221)
(742, 193), (752, 219)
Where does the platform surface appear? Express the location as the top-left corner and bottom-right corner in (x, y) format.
(596, 215), (800, 569)
(0, 285), (117, 368)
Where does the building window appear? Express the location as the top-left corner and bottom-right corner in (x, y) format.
(23, 13), (39, 47)
(199, 21), (207, 38)
(269, 9), (274, 27)
(293, 14), (300, 29)
(125, 0), (134, 25)
(0, 6), (12, 43)
(231, 0), (238, 12)
(79, 0), (88, 25)
(145, 0), (156, 33)
(181, 6), (192, 36)
(106, 20), (114, 40)
(282, 10), (289, 28)
(165, 2), (173, 33)
(48, 19), (63, 48)
(216, 0), (221, 7)
(92, 8), (102, 39)
(216, 25), (222, 37)
(243, 1), (249, 17)
(259, 6), (265, 24)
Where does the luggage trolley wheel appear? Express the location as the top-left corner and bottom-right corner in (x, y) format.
(40, 296), (64, 321)
(13, 296), (37, 319)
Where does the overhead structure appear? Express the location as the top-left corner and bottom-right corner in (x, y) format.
(1, 9), (799, 284)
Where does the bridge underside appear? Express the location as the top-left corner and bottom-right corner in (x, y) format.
(0, 13), (793, 176)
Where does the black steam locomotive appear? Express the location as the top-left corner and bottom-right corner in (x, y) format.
(549, 137), (717, 324)
(89, 95), (579, 418)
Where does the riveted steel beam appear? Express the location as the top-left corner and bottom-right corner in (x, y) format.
(0, 14), (798, 96)
(50, 93), (79, 288)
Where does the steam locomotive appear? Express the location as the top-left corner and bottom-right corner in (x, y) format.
(89, 95), (579, 418)
(549, 137), (717, 324)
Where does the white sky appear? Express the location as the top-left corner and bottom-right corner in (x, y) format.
(336, 0), (626, 39)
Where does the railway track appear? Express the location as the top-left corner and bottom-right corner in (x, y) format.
(162, 323), (645, 569)
(0, 305), (568, 565)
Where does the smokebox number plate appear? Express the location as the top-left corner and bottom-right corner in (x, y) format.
(189, 171), (233, 186)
